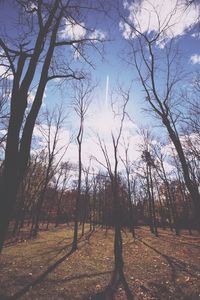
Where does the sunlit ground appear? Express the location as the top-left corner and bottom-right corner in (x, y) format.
(0, 225), (200, 300)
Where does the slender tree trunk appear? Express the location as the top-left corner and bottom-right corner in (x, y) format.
(149, 167), (158, 236)
(126, 174), (135, 238)
(146, 166), (154, 234)
(93, 186), (97, 231)
(110, 176), (124, 282)
(165, 180), (179, 235)
(154, 177), (166, 229)
(72, 140), (82, 251)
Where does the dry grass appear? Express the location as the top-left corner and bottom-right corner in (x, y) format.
(0, 225), (200, 300)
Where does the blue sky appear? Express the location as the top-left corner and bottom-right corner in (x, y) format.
(0, 0), (200, 171)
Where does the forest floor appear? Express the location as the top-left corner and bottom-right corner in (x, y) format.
(0, 225), (200, 300)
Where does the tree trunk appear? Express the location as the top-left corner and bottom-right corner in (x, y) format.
(72, 140), (82, 251)
(0, 102), (24, 251)
(149, 166), (158, 236)
(163, 117), (200, 229)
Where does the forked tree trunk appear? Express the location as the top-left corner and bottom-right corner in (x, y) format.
(0, 3), (61, 252)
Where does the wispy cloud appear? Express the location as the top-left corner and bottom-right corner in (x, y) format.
(190, 54), (200, 64)
(191, 32), (200, 39)
(0, 64), (14, 80)
(59, 18), (86, 40)
(120, 0), (199, 47)
(89, 29), (106, 41)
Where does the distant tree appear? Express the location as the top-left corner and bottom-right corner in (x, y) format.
(152, 141), (180, 234)
(120, 138), (135, 237)
(71, 80), (94, 252)
(30, 105), (69, 237)
(11, 150), (47, 238)
(140, 130), (158, 236)
(81, 165), (92, 236)
(55, 161), (72, 227)
(181, 74), (200, 187)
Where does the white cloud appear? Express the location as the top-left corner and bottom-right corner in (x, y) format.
(77, 101), (140, 171)
(59, 19), (106, 61)
(161, 142), (176, 157)
(28, 89), (46, 106)
(161, 132), (200, 158)
(0, 50), (14, 79)
(28, 91), (35, 104)
(29, 2), (37, 10)
(0, 65), (13, 80)
(73, 48), (81, 60)
(89, 29), (106, 41)
(119, 21), (132, 40)
(162, 160), (175, 174)
(33, 123), (71, 163)
(60, 18), (86, 40)
(79, 131), (143, 173)
(32, 99), (141, 173)
(0, 65), (7, 77)
(85, 98), (137, 139)
(191, 32), (200, 39)
(190, 54), (200, 64)
(120, 0), (199, 46)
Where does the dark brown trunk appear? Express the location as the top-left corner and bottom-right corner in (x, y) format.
(0, 4), (61, 252)
(72, 139), (82, 251)
(149, 166), (158, 236)
(0, 98), (25, 250)
(163, 117), (200, 229)
(146, 165), (154, 234)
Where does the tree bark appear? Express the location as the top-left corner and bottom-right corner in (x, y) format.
(163, 117), (200, 229)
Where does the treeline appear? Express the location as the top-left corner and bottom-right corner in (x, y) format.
(2, 117), (198, 243)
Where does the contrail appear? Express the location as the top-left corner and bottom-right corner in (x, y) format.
(105, 75), (109, 109)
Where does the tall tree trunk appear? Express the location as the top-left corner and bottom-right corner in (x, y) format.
(0, 4), (61, 252)
(72, 140), (82, 251)
(146, 165), (154, 234)
(149, 166), (158, 236)
(163, 118), (200, 229)
(0, 100), (25, 251)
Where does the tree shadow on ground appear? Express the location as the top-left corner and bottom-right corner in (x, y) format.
(158, 235), (200, 249)
(145, 281), (200, 300)
(88, 270), (137, 300)
(136, 237), (200, 299)
(137, 237), (200, 278)
(22, 229), (93, 262)
(51, 270), (112, 284)
(3, 249), (73, 300)
(2, 230), (96, 300)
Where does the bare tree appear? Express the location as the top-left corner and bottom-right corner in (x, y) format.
(120, 138), (135, 238)
(0, 0), (106, 251)
(93, 88), (134, 299)
(71, 80), (94, 252)
(152, 140), (180, 234)
(181, 75), (200, 185)
(120, 2), (200, 230)
(139, 129), (158, 236)
(55, 161), (72, 227)
(30, 105), (69, 236)
(80, 161), (93, 236)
